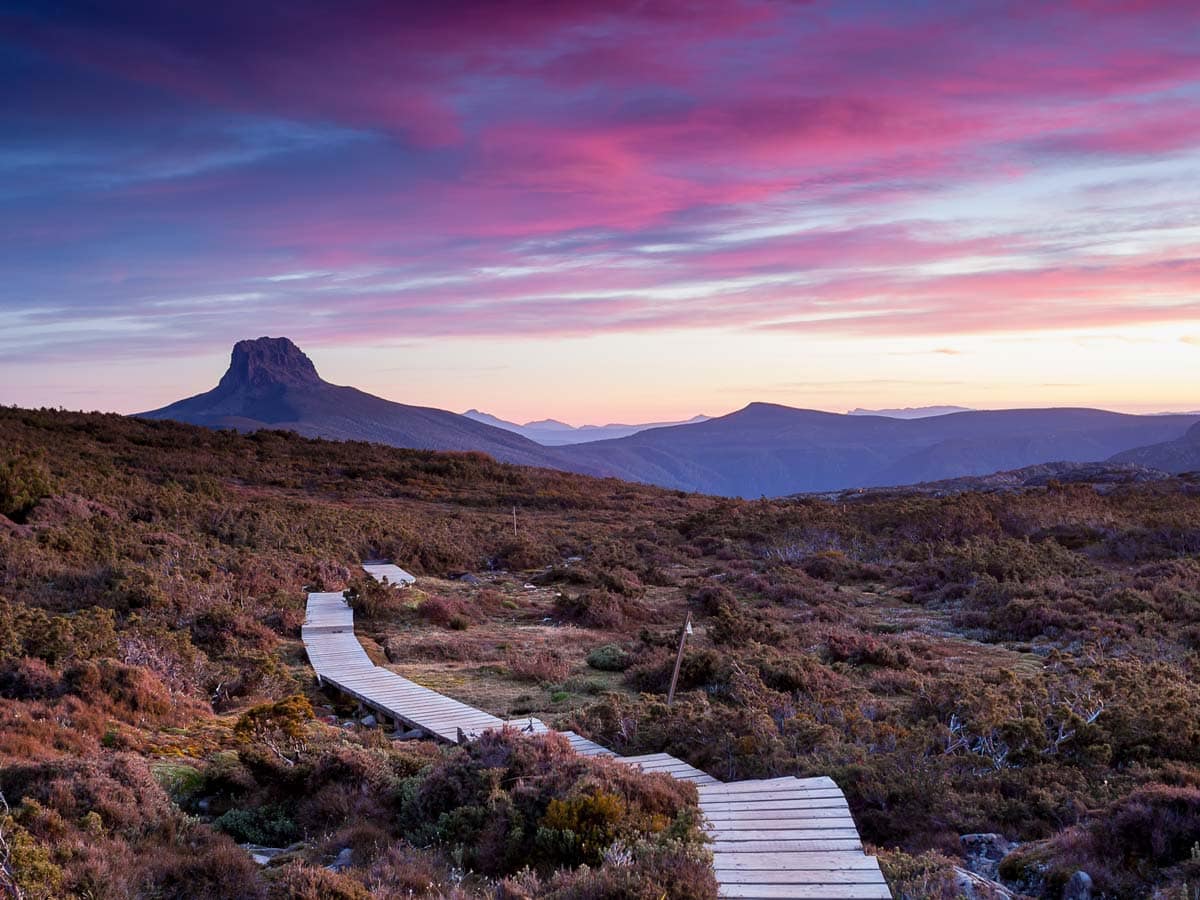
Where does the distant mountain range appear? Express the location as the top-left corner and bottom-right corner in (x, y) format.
(558, 403), (1200, 496)
(847, 405), (973, 418)
(139, 338), (1200, 498)
(462, 409), (710, 445)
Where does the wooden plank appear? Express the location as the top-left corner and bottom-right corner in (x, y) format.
(711, 853), (882, 872)
(717, 885), (890, 899)
(700, 779), (840, 796)
(707, 820), (858, 834)
(706, 808), (855, 822)
(711, 840), (863, 854)
(700, 787), (849, 801)
(710, 830), (861, 842)
(706, 801), (852, 814)
(714, 870), (886, 885)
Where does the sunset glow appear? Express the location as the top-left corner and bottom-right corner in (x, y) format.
(3, 1), (1199, 419)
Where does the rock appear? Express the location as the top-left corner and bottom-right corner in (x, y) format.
(361, 714), (377, 727)
(459, 573), (482, 585)
(1064, 871), (1093, 900)
(327, 847), (353, 872)
(953, 866), (1015, 900)
(241, 844), (287, 866)
(961, 833), (1016, 880)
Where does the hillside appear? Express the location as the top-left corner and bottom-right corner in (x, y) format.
(3, 407), (1200, 898)
(1109, 422), (1200, 473)
(139, 337), (573, 471)
(561, 402), (1200, 496)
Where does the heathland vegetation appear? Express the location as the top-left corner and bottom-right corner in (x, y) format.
(1, 406), (1199, 898)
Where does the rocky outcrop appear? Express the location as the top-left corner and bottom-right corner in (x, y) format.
(953, 866), (1016, 900)
(961, 833), (1017, 881)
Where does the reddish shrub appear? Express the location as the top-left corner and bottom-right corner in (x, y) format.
(1089, 785), (1200, 869)
(267, 862), (371, 900)
(417, 595), (473, 629)
(506, 647), (570, 683)
(554, 590), (640, 630)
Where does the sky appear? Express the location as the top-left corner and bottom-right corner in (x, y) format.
(2, 0), (1199, 423)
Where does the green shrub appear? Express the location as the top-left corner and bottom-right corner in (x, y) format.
(586, 644), (630, 672)
(0, 452), (53, 522)
(152, 763), (205, 807)
(214, 804), (300, 846)
(400, 730), (704, 877)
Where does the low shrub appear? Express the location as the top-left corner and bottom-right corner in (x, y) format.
(555, 591), (642, 630)
(506, 648), (571, 684)
(267, 862), (372, 900)
(876, 849), (965, 900)
(586, 644), (630, 672)
(214, 804), (301, 846)
(399, 730), (705, 878)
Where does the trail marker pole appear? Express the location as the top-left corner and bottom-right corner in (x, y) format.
(666, 611), (693, 707)
(512, 506), (518, 535)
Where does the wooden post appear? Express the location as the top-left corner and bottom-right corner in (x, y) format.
(512, 506), (518, 535)
(666, 611), (692, 707)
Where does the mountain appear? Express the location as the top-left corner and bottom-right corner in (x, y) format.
(139, 339), (1199, 498)
(462, 409), (710, 445)
(848, 405), (973, 418)
(558, 403), (1200, 497)
(1108, 422), (1200, 473)
(138, 337), (571, 469)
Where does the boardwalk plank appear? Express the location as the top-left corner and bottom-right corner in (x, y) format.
(717, 885), (890, 899)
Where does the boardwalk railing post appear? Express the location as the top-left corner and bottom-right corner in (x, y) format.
(666, 611), (692, 707)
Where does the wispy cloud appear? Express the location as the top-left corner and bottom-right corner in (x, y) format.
(2, 0), (1200, 397)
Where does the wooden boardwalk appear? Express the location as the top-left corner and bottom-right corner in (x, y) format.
(302, 569), (888, 899)
(361, 562), (416, 586)
(303, 590), (547, 742)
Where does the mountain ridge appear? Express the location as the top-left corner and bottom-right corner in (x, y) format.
(138, 337), (1200, 498)
(557, 402), (1200, 497)
(462, 409), (710, 445)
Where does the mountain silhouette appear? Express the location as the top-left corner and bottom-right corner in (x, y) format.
(138, 337), (570, 469)
(139, 340), (1199, 497)
(557, 403), (1200, 496)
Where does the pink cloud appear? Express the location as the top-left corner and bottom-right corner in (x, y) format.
(7, 0), (1200, 375)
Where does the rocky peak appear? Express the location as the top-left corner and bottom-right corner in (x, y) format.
(217, 337), (322, 391)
